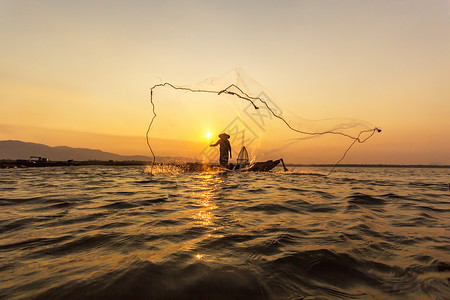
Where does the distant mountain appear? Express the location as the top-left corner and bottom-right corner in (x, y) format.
(0, 140), (192, 162)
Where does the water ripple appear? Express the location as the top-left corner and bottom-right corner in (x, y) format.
(0, 166), (448, 299)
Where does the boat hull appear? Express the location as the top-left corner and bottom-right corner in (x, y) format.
(227, 159), (281, 172)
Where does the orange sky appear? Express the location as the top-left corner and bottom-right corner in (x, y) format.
(1, 1), (449, 164)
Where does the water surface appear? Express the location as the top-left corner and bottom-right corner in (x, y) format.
(0, 166), (449, 299)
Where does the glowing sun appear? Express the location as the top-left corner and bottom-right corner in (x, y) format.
(205, 131), (212, 139)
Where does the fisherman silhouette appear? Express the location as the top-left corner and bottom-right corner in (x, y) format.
(210, 133), (232, 168)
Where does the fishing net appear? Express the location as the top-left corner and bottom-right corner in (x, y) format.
(146, 68), (380, 175)
(236, 146), (249, 169)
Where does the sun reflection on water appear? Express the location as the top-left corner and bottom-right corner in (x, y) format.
(192, 173), (226, 228)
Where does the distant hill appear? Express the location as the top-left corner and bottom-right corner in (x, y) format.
(0, 140), (192, 162)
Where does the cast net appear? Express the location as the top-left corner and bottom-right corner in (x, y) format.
(146, 68), (381, 175)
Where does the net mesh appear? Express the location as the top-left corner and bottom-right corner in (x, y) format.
(146, 68), (381, 175)
(236, 146), (249, 168)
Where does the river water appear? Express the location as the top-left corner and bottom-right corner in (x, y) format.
(0, 166), (449, 299)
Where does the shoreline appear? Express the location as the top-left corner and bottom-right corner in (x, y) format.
(1, 159), (448, 169)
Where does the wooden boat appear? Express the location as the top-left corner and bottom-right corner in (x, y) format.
(181, 158), (287, 173)
(226, 146), (288, 172)
(176, 147), (288, 173)
(227, 159), (287, 172)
